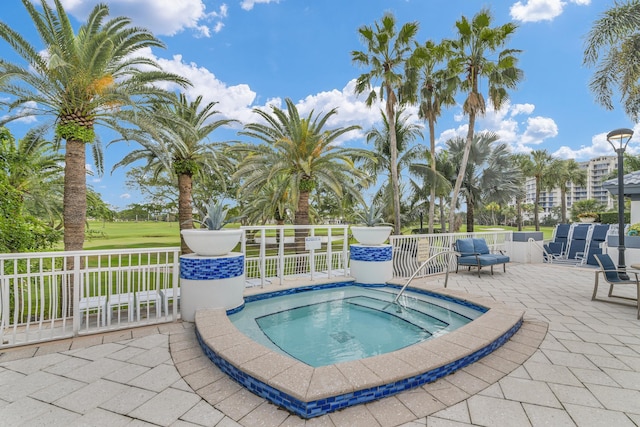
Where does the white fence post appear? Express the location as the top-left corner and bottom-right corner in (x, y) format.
(72, 254), (81, 336)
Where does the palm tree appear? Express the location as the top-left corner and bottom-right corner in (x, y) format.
(583, 0), (640, 120)
(234, 98), (369, 249)
(547, 159), (588, 223)
(352, 12), (419, 234)
(414, 40), (457, 233)
(113, 93), (235, 253)
(363, 108), (423, 220)
(447, 132), (521, 232)
(511, 153), (533, 231)
(529, 150), (554, 231)
(0, 126), (64, 226)
(446, 8), (523, 232)
(0, 0), (190, 251)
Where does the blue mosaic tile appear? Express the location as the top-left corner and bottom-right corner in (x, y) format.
(196, 313), (522, 419)
(350, 244), (393, 262)
(180, 254), (244, 280)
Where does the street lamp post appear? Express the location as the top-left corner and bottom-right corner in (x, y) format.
(607, 128), (634, 279)
(419, 208), (424, 232)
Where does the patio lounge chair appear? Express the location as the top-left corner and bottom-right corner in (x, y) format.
(593, 253), (640, 319)
(454, 237), (509, 278)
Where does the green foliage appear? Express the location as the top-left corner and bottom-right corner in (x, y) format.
(173, 159), (200, 176)
(354, 202), (393, 227)
(598, 211), (630, 224)
(0, 177), (61, 252)
(55, 123), (95, 143)
(194, 199), (241, 230)
(570, 199), (608, 222)
(299, 179), (316, 192)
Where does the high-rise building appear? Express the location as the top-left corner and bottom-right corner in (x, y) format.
(523, 156), (617, 218)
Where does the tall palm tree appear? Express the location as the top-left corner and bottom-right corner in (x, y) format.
(0, 0), (190, 251)
(363, 108), (423, 219)
(446, 9), (523, 232)
(414, 40), (457, 233)
(547, 158), (588, 223)
(583, 0), (640, 120)
(234, 98), (369, 247)
(529, 149), (553, 231)
(113, 93), (235, 253)
(352, 13), (419, 234)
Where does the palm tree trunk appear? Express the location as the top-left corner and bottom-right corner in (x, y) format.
(449, 112), (476, 232)
(428, 120), (436, 234)
(178, 173), (193, 254)
(63, 139), (87, 251)
(63, 138), (86, 316)
(516, 198), (523, 231)
(534, 179), (541, 231)
(439, 197), (446, 232)
(466, 197), (474, 233)
(294, 189), (310, 255)
(386, 92), (401, 235)
(560, 187), (567, 223)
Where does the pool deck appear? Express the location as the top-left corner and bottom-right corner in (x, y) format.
(1, 262), (640, 426)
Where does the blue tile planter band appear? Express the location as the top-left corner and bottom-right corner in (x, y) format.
(180, 254), (244, 280)
(350, 244), (392, 262)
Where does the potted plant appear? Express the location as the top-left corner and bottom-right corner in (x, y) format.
(626, 223), (640, 248)
(577, 212), (598, 223)
(350, 202), (393, 245)
(181, 199), (243, 256)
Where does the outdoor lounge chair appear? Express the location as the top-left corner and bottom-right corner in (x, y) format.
(454, 237), (509, 278)
(593, 253), (640, 319)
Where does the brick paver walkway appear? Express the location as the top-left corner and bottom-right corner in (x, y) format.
(0, 263), (639, 426)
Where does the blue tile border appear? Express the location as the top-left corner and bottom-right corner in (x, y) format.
(239, 281), (488, 313)
(350, 244), (393, 262)
(195, 282), (513, 419)
(197, 317), (522, 419)
(180, 254), (244, 280)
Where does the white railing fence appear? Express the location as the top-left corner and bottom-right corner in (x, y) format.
(0, 248), (180, 348)
(391, 231), (511, 278)
(241, 225), (350, 287)
(0, 227), (512, 349)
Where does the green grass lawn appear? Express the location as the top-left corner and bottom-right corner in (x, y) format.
(56, 221), (182, 250)
(53, 221), (554, 251)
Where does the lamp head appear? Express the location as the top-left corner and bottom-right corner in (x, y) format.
(607, 128), (634, 151)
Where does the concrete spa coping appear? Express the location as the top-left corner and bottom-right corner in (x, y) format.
(194, 283), (525, 419)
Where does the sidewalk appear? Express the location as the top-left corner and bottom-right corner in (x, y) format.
(0, 263), (638, 426)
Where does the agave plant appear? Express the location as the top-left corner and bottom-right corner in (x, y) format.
(194, 199), (241, 230)
(354, 202), (393, 227)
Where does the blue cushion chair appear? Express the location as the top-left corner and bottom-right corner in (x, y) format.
(593, 253), (640, 319)
(454, 238), (510, 278)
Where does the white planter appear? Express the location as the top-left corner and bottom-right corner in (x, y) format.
(351, 226), (393, 245)
(181, 229), (243, 256)
(579, 217), (596, 223)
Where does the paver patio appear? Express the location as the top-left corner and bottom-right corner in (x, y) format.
(1, 263), (639, 426)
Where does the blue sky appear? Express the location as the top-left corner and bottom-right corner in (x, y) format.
(1, 0), (638, 209)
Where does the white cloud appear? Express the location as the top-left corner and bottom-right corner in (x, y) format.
(510, 0), (589, 23)
(120, 193), (131, 199)
(510, 103), (535, 116)
(240, 0), (280, 11)
(141, 49), (389, 143)
(553, 124), (640, 160)
(435, 101), (558, 154)
(60, 0), (226, 37)
(521, 116), (559, 144)
(510, 0), (565, 23)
